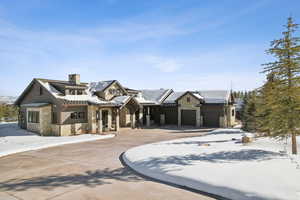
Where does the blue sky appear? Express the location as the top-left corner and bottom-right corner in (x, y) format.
(0, 0), (299, 96)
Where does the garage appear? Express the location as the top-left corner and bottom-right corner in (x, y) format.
(181, 110), (196, 126)
(163, 106), (178, 125)
(203, 110), (219, 127)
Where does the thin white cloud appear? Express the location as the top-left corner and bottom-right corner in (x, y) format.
(142, 55), (181, 73)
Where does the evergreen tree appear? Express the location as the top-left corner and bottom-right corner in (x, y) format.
(241, 91), (258, 132)
(262, 17), (300, 154)
(256, 73), (280, 136)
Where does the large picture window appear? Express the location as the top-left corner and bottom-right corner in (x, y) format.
(28, 111), (40, 123)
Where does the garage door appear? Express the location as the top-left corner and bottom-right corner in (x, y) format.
(164, 107), (178, 125)
(203, 111), (219, 127)
(181, 110), (196, 126)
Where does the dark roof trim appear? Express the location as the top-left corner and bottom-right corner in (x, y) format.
(158, 89), (173, 104)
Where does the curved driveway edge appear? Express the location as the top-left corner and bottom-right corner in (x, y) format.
(120, 152), (228, 200)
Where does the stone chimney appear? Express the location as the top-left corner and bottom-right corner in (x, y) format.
(69, 74), (80, 85)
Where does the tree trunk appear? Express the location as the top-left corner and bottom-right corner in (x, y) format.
(291, 132), (297, 154)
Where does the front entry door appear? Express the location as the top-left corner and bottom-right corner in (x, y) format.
(102, 110), (108, 131)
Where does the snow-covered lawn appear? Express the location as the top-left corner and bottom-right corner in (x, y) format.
(0, 122), (114, 157)
(124, 128), (300, 200)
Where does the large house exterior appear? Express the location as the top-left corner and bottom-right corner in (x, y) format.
(15, 74), (236, 136)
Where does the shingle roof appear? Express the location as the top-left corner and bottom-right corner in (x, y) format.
(162, 90), (230, 104)
(137, 89), (172, 104)
(163, 92), (185, 104)
(38, 80), (111, 105)
(198, 90), (230, 103)
(89, 80), (115, 92)
(111, 95), (131, 105)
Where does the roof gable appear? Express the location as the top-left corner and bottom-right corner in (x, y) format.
(176, 91), (204, 103)
(89, 80), (128, 95)
(15, 79), (58, 106)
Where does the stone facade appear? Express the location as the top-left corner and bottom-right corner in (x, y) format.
(26, 105), (52, 136)
(59, 123), (89, 136)
(177, 93), (202, 127)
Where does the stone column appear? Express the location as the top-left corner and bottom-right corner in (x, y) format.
(160, 114), (165, 126)
(98, 109), (103, 134)
(219, 116), (224, 128)
(131, 113), (136, 129)
(177, 107), (181, 127)
(139, 106), (143, 127)
(108, 109), (112, 131)
(88, 106), (97, 133)
(115, 109), (120, 132)
(196, 107), (201, 127)
(146, 107), (151, 127)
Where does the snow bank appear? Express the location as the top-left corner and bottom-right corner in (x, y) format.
(210, 128), (244, 134)
(0, 123), (114, 157)
(124, 129), (300, 200)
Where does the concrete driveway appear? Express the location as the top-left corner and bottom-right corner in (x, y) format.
(0, 127), (216, 200)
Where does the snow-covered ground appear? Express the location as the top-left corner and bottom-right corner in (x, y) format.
(124, 128), (300, 200)
(0, 122), (114, 157)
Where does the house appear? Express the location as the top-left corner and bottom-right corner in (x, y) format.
(15, 74), (236, 136)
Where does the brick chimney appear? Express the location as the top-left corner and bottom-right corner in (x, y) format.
(69, 74), (80, 85)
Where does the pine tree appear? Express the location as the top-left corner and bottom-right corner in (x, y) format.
(262, 17), (300, 154)
(256, 73), (280, 136)
(241, 91), (258, 132)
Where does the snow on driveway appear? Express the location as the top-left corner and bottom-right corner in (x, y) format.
(123, 129), (300, 200)
(0, 122), (114, 157)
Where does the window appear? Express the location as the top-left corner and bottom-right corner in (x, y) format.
(109, 88), (116, 95)
(70, 112), (85, 120)
(77, 90), (83, 95)
(69, 89), (76, 95)
(70, 112), (77, 119)
(39, 87), (43, 95)
(28, 111), (39, 123)
(232, 109), (235, 117)
(187, 97), (191, 103)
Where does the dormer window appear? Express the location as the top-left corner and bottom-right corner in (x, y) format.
(109, 88), (121, 96)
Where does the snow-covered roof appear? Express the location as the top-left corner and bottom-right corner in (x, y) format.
(163, 92), (185, 104)
(38, 80), (111, 105)
(89, 81), (115, 92)
(198, 90), (231, 104)
(137, 89), (172, 105)
(20, 103), (50, 107)
(162, 90), (230, 104)
(111, 95), (131, 105)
